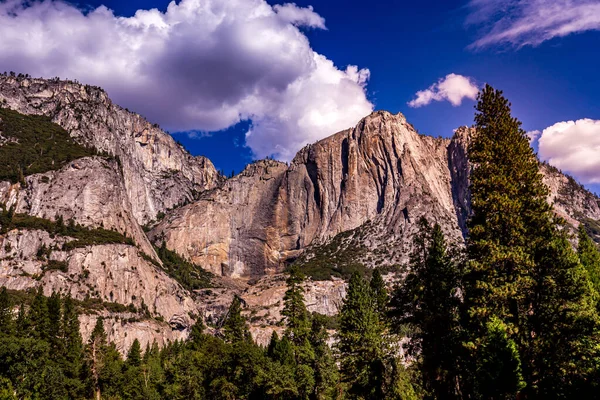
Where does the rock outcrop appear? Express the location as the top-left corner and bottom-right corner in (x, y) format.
(2, 76), (600, 351)
(0, 157), (157, 258)
(149, 159), (290, 277)
(0, 76), (222, 225)
(152, 112), (600, 278)
(0, 229), (200, 329)
(152, 111), (466, 277)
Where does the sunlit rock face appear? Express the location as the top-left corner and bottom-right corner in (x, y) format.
(2, 76), (599, 351)
(152, 111), (467, 277)
(0, 76), (222, 225)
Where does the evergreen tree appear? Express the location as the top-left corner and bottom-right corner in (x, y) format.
(464, 84), (600, 398)
(577, 224), (600, 299)
(0, 287), (14, 336)
(123, 339), (144, 399)
(283, 265), (311, 344)
(282, 266), (317, 399)
(390, 219), (463, 399)
(309, 314), (340, 400)
(47, 291), (62, 352)
(337, 271), (387, 399)
(222, 295), (250, 343)
(15, 300), (29, 333)
(127, 338), (142, 367)
(267, 331), (280, 359)
(87, 317), (107, 400)
(475, 317), (525, 399)
(62, 294), (85, 398)
(532, 232), (600, 398)
(140, 341), (164, 400)
(369, 269), (388, 316)
(98, 343), (125, 398)
(62, 295), (83, 367)
(189, 317), (205, 347)
(29, 287), (50, 340)
(268, 332), (295, 366)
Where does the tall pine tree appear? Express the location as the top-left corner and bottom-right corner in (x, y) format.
(464, 84), (600, 398)
(0, 287), (14, 336)
(283, 265), (311, 345)
(369, 269), (388, 317)
(222, 295), (251, 343)
(86, 317), (107, 400)
(337, 271), (387, 399)
(577, 224), (600, 300)
(390, 219), (463, 399)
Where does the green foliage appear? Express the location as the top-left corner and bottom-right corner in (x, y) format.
(154, 241), (214, 291)
(463, 84), (600, 399)
(474, 317), (526, 399)
(126, 338), (142, 367)
(578, 224), (600, 297)
(0, 206), (134, 248)
(283, 266), (311, 344)
(221, 295), (251, 343)
(0, 289), (88, 399)
(0, 288), (15, 336)
(0, 107), (98, 183)
(369, 269), (388, 316)
(389, 360), (423, 400)
(337, 272), (388, 399)
(279, 266), (340, 399)
(293, 227), (370, 281)
(390, 218), (463, 399)
(2, 287), (138, 321)
(579, 216), (600, 244)
(43, 259), (68, 273)
(312, 312), (339, 330)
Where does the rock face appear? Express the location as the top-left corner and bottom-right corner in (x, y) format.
(152, 113), (600, 278)
(0, 76), (222, 225)
(149, 160), (290, 277)
(0, 157), (157, 258)
(2, 76), (600, 351)
(152, 111), (466, 277)
(0, 229), (200, 329)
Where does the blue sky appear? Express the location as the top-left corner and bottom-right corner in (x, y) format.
(1, 0), (599, 192)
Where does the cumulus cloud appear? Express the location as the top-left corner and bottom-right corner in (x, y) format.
(408, 74), (479, 108)
(467, 0), (600, 48)
(538, 119), (600, 183)
(0, 0), (372, 160)
(273, 3), (326, 29)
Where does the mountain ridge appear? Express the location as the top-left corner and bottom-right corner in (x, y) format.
(1, 75), (599, 350)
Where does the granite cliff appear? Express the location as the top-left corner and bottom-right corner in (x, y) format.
(151, 113), (600, 278)
(0, 76), (222, 225)
(1, 75), (599, 351)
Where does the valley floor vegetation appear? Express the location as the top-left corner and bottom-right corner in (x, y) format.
(1, 87), (600, 399)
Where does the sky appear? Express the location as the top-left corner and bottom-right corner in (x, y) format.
(0, 0), (599, 193)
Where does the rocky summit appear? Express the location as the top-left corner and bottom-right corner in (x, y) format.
(1, 75), (599, 351)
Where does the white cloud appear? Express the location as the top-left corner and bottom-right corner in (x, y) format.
(408, 74), (479, 108)
(527, 130), (541, 142)
(538, 119), (600, 183)
(0, 0), (372, 160)
(273, 3), (326, 29)
(467, 0), (600, 48)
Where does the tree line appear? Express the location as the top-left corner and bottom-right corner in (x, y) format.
(1, 85), (599, 399)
